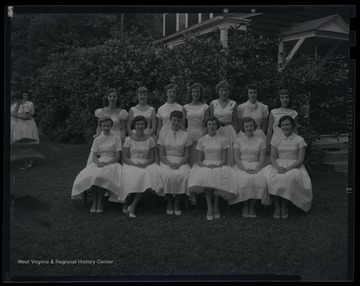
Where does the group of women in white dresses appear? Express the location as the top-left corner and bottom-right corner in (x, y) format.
(71, 82), (312, 220)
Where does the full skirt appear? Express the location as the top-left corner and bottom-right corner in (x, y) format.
(217, 125), (237, 166)
(12, 118), (39, 144)
(71, 160), (123, 200)
(188, 159), (238, 203)
(159, 156), (191, 195)
(263, 159), (312, 212)
(228, 161), (271, 205)
(117, 159), (163, 202)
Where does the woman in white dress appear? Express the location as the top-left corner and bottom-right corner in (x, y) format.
(11, 92), (40, 169)
(87, 88), (128, 165)
(22, 90), (35, 116)
(126, 86), (157, 138)
(237, 84), (269, 141)
(156, 84), (185, 139)
(157, 110), (192, 216)
(71, 116), (123, 213)
(266, 89), (298, 152)
(183, 83), (209, 166)
(188, 116), (237, 221)
(263, 115), (312, 219)
(229, 117), (271, 218)
(209, 80), (238, 166)
(120, 116), (162, 218)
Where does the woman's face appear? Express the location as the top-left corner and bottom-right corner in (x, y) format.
(134, 120), (146, 133)
(243, 121), (255, 136)
(167, 87), (176, 102)
(248, 89), (257, 103)
(170, 116), (182, 131)
(218, 87), (229, 99)
(191, 87), (201, 102)
(101, 121), (112, 135)
(22, 93), (29, 101)
(107, 91), (118, 105)
(280, 119), (294, 136)
(207, 120), (218, 134)
(280, 93), (290, 107)
(138, 91), (148, 103)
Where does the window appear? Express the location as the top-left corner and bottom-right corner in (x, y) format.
(188, 13), (198, 27)
(178, 13), (186, 30)
(165, 13), (176, 36)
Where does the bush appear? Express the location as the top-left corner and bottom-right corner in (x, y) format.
(32, 27), (348, 171)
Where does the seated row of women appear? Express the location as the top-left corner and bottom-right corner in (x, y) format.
(90, 80), (299, 168)
(71, 111), (312, 221)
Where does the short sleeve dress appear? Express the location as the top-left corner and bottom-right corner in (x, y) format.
(118, 136), (163, 202)
(183, 103), (209, 142)
(228, 135), (270, 205)
(238, 100), (269, 141)
(156, 102), (183, 136)
(95, 107), (129, 139)
(129, 106), (155, 135)
(262, 133), (312, 212)
(211, 99), (237, 166)
(157, 129), (192, 195)
(269, 108), (298, 141)
(188, 133), (237, 202)
(71, 133), (123, 200)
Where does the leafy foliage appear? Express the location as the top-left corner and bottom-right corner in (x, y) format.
(12, 15), (348, 168)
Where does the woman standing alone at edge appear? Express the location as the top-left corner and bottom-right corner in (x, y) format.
(209, 80), (238, 166)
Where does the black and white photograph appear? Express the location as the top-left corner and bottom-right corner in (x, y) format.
(4, 5), (355, 282)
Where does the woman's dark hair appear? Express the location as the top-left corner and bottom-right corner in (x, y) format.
(103, 88), (121, 107)
(205, 116), (220, 130)
(131, 115), (148, 130)
(275, 88), (292, 108)
(189, 82), (204, 102)
(22, 90), (31, 100)
(215, 80), (231, 95)
(241, 116), (258, 130)
(98, 116), (114, 127)
(278, 115), (296, 128)
(170, 110), (183, 120)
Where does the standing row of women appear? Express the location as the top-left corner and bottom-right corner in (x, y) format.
(71, 81), (312, 220)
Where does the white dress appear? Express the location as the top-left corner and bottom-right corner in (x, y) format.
(118, 137), (163, 202)
(238, 100), (269, 141)
(211, 99), (237, 166)
(188, 134), (237, 201)
(157, 129), (192, 195)
(12, 103), (40, 144)
(129, 106), (155, 135)
(71, 133), (123, 200)
(228, 136), (271, 205)
(269, 108), (298, 141)
(10, 103), (18, 145)
(156, 102), (183, 136)
(184, 103), (209, 141)
(263, 133), (312, 212)
(95, 107), (128, 139)
(86, 107), (128, 165)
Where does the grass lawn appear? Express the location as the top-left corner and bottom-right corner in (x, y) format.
(6, 135), (350, 281)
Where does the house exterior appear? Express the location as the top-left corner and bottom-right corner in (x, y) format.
(155, 6), (351, 68)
